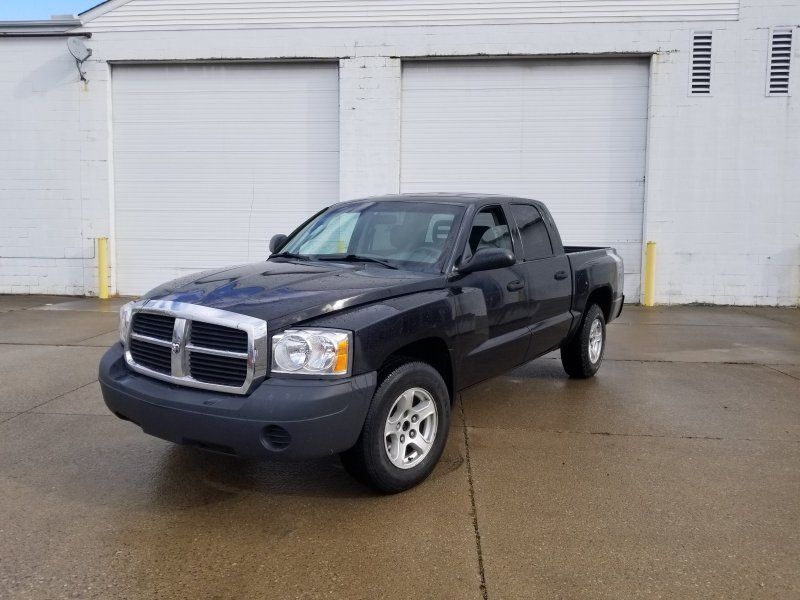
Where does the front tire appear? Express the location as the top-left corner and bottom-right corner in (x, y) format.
(341, 361), (450, 493)
(561, 304), (606, 378)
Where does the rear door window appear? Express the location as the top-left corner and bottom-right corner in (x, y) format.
(510, 203), (553, 260)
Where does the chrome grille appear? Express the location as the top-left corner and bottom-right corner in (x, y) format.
(123, 300), (268, 395)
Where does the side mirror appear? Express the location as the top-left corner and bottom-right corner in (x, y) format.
(269, 234), (288, 254)
(458, 248), (515, 275)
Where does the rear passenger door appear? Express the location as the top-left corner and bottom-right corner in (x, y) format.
(508, 203), (573, 359)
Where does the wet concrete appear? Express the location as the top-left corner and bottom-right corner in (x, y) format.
(0, 295), (798, 598)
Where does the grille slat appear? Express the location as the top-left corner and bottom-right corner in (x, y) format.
(189, 352), (248, 387)
(130, 338), (172, 374)
(190, 321), (248, 353)
(132, 313), (175, 340)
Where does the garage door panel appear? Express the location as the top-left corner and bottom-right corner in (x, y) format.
(114, 99), (338, 124)
(404, 94), (648, 120)
(405, 59), (647, 87)
(113, 63), (339, 295)
(403, 152), (646, 182)
(113, 122), (339, 152)
(401, 58), (649, 301)
(114, 151), (338, 181)
(403, 120), (647, 151)
(112, 63), (336, 91)
(114, 180), (336, 211)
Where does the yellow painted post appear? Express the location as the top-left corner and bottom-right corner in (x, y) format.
(97, 237), (110, 300)
(643, 241), (656, 307)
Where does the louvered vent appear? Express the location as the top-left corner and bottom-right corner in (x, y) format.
(690, 31), (713, 95)
(767, 27), (793, 96)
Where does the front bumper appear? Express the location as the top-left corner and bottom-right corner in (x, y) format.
(99, 344), (377, 460)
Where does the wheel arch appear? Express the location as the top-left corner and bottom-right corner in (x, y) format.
(586, 285), (613, 321)
(377, 337), (454, 403)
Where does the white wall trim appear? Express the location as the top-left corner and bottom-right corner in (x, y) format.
(640, 52), (659, 302)
(107, 61), (118, 295)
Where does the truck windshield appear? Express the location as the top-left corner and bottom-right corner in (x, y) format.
(275, 201), (465, 272)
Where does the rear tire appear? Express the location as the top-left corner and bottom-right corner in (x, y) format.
(340, 361), (450, 493)
(561, 304), (606, 378)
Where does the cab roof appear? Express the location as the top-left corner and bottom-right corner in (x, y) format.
(343, 192), (541, 207)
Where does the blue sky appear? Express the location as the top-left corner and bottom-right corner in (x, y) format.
(0, 0), (98, 20)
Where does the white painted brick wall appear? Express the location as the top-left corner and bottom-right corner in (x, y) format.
(338, 57), (402, 199)
(0, 0), (797, 304)
(0, 43), (111, 296)
(0, 38), (88, 295)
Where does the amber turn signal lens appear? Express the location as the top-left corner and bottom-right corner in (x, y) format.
(334, 338), (349, 374)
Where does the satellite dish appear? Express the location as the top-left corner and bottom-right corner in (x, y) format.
(67, 37), (92, 82)
(67, 37), (92, 62)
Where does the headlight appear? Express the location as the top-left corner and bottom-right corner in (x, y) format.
(119, 301), (136, 344)
(271, 329), (351, 376)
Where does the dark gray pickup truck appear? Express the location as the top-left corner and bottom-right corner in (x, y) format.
(100, 194), (624, 492)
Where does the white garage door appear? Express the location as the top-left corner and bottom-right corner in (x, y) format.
(401, 58), (649, 300)
(112, 63), (339, 295)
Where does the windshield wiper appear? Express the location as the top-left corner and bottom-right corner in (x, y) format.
(270, 252), (311, 261)
(316, 254), (399, 270)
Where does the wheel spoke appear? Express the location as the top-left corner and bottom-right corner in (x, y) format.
(411, 399), (435, 423)
(385, 432), (403, 465)
(384, 417), (399, 437)
(408, 435), (431, 457)
(396, 389), (414, 413)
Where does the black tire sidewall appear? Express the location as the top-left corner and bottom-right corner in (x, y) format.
(361, 362), (450, 492)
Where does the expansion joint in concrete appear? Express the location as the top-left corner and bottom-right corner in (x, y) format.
(460, 400), (488, 600)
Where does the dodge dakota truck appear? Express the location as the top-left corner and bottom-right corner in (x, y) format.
(100, 194), (624, 492)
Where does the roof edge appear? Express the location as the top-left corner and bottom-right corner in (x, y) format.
(79, 0), (133, 23)
(0, 18), (82, 34)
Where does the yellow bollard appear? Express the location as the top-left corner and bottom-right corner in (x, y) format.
(97, 237), (110, 300)
(643, 241), (656, 307)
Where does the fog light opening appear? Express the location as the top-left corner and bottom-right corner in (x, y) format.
(262, 425), (291, 451)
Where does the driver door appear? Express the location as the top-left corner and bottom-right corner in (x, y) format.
(455, 205), (530, 387)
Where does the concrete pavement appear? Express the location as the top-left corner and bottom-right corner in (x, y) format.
(0, 296), (798, 599)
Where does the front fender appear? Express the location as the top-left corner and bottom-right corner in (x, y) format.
(302, 289), (459, 377)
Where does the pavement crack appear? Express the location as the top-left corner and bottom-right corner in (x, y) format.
(75, 329), (118, 344)
(763, 364), (800, 382)
(463, 425), (799, 443)
(460, 400), (488, 600)
(0, 380), (99, 426)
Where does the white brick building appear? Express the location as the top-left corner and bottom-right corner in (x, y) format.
(0, 0), (798, 304)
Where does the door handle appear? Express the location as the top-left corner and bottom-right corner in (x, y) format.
(554, 271), (568, 280)
(507, 280), (525, 291)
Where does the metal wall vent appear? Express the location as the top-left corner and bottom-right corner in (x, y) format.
(690, 31), (713, 95)
(767, 27), (793, 96)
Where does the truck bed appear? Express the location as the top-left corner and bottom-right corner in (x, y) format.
(563, 245), (624, 321)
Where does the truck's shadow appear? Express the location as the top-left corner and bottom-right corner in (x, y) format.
(146, 417), (468, 506)
(152, 444), (372, 502)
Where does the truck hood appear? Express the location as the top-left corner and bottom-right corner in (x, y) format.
(143, 259), (446, 329)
